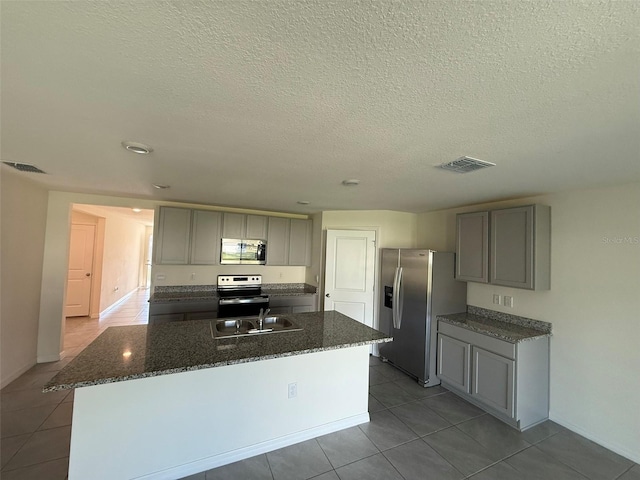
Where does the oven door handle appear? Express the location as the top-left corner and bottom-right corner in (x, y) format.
(218, 297), (269, 305)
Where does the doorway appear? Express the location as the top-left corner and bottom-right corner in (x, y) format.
(323, 229), (376, 328)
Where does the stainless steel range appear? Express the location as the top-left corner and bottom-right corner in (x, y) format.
(217, 275), (269, 318)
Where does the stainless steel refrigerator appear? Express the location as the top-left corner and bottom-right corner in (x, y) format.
(378, 249), (467, 387)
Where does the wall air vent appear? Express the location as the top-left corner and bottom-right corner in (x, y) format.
(3, 162), (47, 174)
(438, 156), (495, 173)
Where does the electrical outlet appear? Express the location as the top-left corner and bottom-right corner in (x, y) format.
(503, 296), (513, 308)
(493, 294), (501, 305)
(190, 273), (196, 280)
(288, 382), (297, 399)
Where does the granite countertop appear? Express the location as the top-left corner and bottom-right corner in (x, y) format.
(149, 283), (317, 303)
(437, 306), (552, 343)
(44, 310), (390, 392)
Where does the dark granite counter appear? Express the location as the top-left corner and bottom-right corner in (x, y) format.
(44, 310), (390, 392)
(437, 306), (552, 343)
(149, 283), (317, 303)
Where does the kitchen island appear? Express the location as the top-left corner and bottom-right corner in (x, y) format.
(45, 311), (391, 480)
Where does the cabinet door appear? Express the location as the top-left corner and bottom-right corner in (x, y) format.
(156, 207), (191, 264)
(490, 206), (533, 289)
(292, 305), (314, 313)
(267, 217), (290, 265)
(456, 212), (489, 283)
(437, 334), (471, 393)
(268, 306), (291, 315)
(222, 213), (245, 238)
(288, 219), (312, 266)
(246, 215), (268, 239)
(472, 346), (515, 418)
(190, 210), (222, 265)
(149, 313), (185, 324)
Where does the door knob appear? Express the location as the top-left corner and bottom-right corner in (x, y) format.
(85, 273), (91, 277)
(325, 293), (330, 298)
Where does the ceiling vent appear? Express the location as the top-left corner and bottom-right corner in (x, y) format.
(438, 156), (495, 173)
(3, 162), (47, 174)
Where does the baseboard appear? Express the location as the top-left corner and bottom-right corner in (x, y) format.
(99, 288), (138, 317)
(37, 354), (62, 363)
(1, 360), (36, 389)
(134, 413), (370, 480)
(549, 413), (639, 464)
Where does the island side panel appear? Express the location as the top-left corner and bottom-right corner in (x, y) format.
(68, 345), (370, 480)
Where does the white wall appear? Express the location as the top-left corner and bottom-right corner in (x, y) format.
(322, 210), (418, 249)
(1, 170), (49, 386)
(152, 264), (307, 287)
(417, 182), (640, 462)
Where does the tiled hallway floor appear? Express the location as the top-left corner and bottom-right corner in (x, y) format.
(2, 293), (638, 479)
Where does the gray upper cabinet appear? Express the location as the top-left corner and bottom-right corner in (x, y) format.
(222, 213), (268, 239)
(267, 217), (312, 266)
(267, 217), (290, 265)
(456, 211), (489, 283)
(456, 204), (550, 290)
(156, 207), (192, 264)
(288, 219), (312, 266)
(190, 210), (222, 265)
(490, 205), (550, 290)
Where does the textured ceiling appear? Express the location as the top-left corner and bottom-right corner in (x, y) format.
(2, 1), (639, 213)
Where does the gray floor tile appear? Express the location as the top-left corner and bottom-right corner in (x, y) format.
(334, 453), (403, 480)
(309, 472), (339, 480)
(206, 454), (272, 480)
(536, 430), (634, 480)
(520, 419), (566, 445)
(393, 376), (448, 399)
(506, 446), (589, 479)
(374, 363), (411, 382)
(0, 433), (31, 468)
(466, 461), (520, 480)
(0, 388), (67, 413)
(3, 426), (71, 470)
(358, 410), (418, 451)
(267, 439), (332, 480)
(369, 355), (384, 366)
(1, 371), (58, 393)
(38, 402), (73, 430)
(369, 382), (417, 408)
(617, 465), (640, 480)
(317, 426), (379, 469)
(421, 392), (485, 424)
(28, 357), (73, 373)
(0, 457), (69, 480)
(1, 403), (57, 437)
(368, 394), (385, 413)
(389, 401), (451, 436)
(369, 367), (391, 386)
(62, 390), (74, 403)
(456, 414), (531, 459)
(423, 426), (501, 476)
(181, 472), (207, 480)
(382, 438), (463, 480)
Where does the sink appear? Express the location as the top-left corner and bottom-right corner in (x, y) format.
(212, 316), (302, 338)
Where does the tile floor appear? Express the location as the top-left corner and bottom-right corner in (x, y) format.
(1, 290), (638, 479)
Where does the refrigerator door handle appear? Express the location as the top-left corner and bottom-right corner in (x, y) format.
(392, 267), (400, 329)
(396, 267), (404, 329)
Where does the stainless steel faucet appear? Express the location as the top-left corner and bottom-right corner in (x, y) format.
(258, 308), (270, 330)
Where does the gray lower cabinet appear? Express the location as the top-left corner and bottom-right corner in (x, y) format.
(149, 300), (218, 324)
(268, 295), (317, 314)
(437, 321), (549, 431)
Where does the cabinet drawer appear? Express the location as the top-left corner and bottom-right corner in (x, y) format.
(438, 321), (515, 359)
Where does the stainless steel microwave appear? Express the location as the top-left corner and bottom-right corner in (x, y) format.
(220, 239), (267, 265)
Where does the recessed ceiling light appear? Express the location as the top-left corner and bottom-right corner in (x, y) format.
(342, 179), (360, 186)
(152, 184), (170, 189)
(132, 208), (142, 213)
(121, 141), (153, 155)
(297, 201), (310, 205)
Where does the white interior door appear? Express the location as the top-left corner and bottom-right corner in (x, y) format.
(324, 229), (376, 328)
(65, 224), (95, 317)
